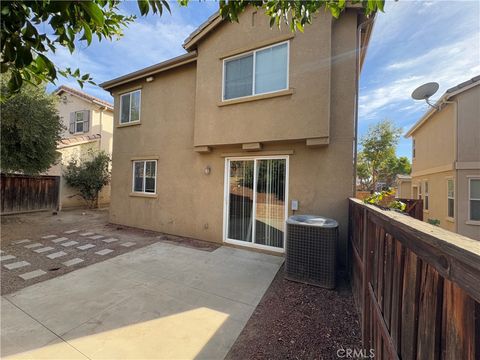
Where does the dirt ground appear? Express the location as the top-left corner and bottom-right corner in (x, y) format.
(226, 268), (362, 360)
(1, 208), (218, 295)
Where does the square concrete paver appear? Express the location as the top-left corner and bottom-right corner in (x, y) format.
(41, 235), (57, 239)
(95, 249), (113, 256)
(24, 243), (43, 249)
(4, 261), (30, 270)
(51, 237), (69, 243)
(46, 251), (67, 259)
(102, 238), (118, 243)
(0, 255), (16, 262)
(77, 244), (95, 250)
(2, 243), (283, 359)
(33, 247), (54, 253)
(19, 270), (47, 280)
(88, 235), (104, 240)
(64, 230), (79, 234)
(62, 258), (84, 267)
(61, 241), (78, 247)
(12, 240), (30, 245)
(79, 232), (94, 237)
(120, 242), (136, 247)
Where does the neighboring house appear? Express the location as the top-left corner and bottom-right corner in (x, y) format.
(395, 174), (412, 199)
(406, 76), (480, 240)
(100, 7), (375, 265)
(49, 85), (114, 208)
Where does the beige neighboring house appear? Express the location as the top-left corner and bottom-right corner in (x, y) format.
(49, 85), (114, 208)
(406, 76), (480, 240)
(395, 174), (412, 199)
(100, 8), (375, 264)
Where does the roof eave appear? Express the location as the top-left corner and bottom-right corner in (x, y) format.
(405, 78), (480, 137)
(100, 51), (197, 91)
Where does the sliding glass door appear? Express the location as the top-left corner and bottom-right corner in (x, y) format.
(225, 157), (288, 251)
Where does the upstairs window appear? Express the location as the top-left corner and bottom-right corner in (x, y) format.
(69, 110), (90, 134)
(120, 90), (141, 124)
(469, 178), (480, 221)
(132, 160), (157, 194)
(223, 42), (289, 101)
(447, 179), (454, 218)
(412, 138), (416, 158)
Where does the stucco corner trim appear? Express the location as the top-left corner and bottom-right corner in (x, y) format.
(194, 146), (212, 153)
(218, 89), (294, 107)
(129, 192), (158, 199)
(242, 143), (263, 151)
(306, 137), (329, 147)
(116, 121), (141, 129)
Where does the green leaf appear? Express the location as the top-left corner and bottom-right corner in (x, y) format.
(137, 0), (149, 15)
(82, 23), (93, 45)
(81, 2), (105, 26)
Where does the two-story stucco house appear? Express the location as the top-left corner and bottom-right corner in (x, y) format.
(406, 76), (480, 240)
(49, 85), (114, 208)
(100, 7), (375, 266)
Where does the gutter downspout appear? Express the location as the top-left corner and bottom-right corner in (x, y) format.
(353, 16), (375, 196)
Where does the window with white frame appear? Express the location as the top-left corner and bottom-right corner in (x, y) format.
(424, 181), (429, 210)
(223, 41), (289, 101)
(132, 160), (156, 194)
(69, 110), (90, 134)
(418, 183), (422, 200)
(447, 179), (454, 218)
(412, 138), (416, 158)
(120, 90), (141, 124)
(469, 178), (480, 221)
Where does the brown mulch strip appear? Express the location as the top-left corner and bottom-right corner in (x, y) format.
(226, 267), (362, 360)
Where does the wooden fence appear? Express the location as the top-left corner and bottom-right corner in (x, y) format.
(397, 198), (423, 221)
(348, 198), (480, 359)
(1, 174), (60, 215)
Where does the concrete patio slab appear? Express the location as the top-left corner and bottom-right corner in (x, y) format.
(1, 242), (283, 359)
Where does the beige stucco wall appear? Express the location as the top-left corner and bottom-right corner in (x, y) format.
(56, 141), (111, 209)
(108, 10), (359, 267)
(412, 170), (455, 233)
(411, 103), (455, 175)
(396, 180), (412, 199)
(456, 169), (480, 240)
(456, 86), (480, 163)
(53, 92), (114, 208)
(193, 7), (332, 146)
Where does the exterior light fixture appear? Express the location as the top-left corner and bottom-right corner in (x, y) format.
(146, 76), (154, 83)
(204, 166), (211, 175)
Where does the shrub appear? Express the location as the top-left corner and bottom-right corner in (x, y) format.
(364, 189), (406, 212)
(63, 151), (110, 208)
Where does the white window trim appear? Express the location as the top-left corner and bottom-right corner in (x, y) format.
(74, 111), (86, 134)
(222, 155), (289, 253)
(423, 180), (429, 211)
(132, 160), (157, 194)
(221, 41), (290, 102)
(446, 178), (455, 220)
(120, 90), (141, 124)
(468, 177), (480, 223)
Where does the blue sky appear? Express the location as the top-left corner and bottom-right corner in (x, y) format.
(49, 1), (480, 159)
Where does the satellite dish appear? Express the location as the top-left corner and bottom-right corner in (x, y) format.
(411, 82), (440, 109)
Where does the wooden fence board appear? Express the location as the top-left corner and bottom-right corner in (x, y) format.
(1, 174), (60, 215)
(349, 198), (479, 360)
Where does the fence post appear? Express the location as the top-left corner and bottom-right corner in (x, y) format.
(361, 206), (371, 349)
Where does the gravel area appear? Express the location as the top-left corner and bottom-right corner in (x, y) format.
(1, 208), (218, 295)
(226, 267), (362, 360)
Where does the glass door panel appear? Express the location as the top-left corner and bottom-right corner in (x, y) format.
(254, 159), (286, 248)
(227, 160), (254, 242)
